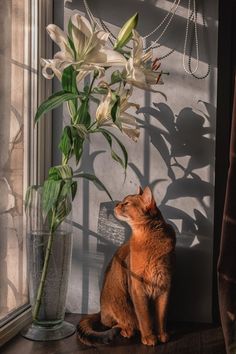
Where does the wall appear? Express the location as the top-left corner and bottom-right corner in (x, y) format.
(53, 0), (218, 322)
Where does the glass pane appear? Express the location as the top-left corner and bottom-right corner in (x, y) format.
(0, 0), (30, 323)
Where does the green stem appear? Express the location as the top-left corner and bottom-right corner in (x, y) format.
(32, 210), (56, 321)
(87, 121), (97, 131)
(88, 74), (97, 96)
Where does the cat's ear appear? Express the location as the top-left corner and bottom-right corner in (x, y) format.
(142, 187), (157, 213)
(137, 186), (143, 195)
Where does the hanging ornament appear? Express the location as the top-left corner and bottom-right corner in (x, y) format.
(82, 0), (210, 79)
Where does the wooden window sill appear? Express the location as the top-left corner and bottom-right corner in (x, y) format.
(1, 313), (226, 354)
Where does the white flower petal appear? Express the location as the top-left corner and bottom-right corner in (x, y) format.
(44, 14), (127, 84)
(120, 112), (140, 141)
(54, 50), (74, 62)
(96, 89), (113, 123)
(96, 30), (110, 44)
(40, 58), (72, 80)
(132, 30), (143, 64)
(76, 64), (105, 84)
(126, 59), (147, 85)
(71, 24), (87, 58)
(71, 13), (93, 38)
(124, 102), (140, 111)
(87, 47), (127, 66)
(142, 49), (153, 63)
(41, 59), (61, 80)
(46, 24), (70, 53)
(75, 70), (88, 83)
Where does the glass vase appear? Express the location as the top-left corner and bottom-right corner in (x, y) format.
(21, 186), (75, 341)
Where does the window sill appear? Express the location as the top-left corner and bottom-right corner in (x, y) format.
(0, 307), (32, 347)
(0, 313), (226, 354)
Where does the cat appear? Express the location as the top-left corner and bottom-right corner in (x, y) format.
(77, 186), (176, 346)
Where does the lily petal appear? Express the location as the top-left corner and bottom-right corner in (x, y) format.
(76, 64), (105, 84)
(120, 112), (140, 141)
(71, 23), (87, 58)
(126, 58), (147, 84)
(71, 13), (93, 38)
(132, 30), (143, 64)
(96, 30), (110, 44)
(87, 47), (127, 66)
(41, 58), (72, 80)
(96, 89), (114, 123)
(142, 49), (153, 63)
(46, 24), (70, 53)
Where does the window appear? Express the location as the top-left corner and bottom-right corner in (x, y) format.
(0, 0), (52, 344)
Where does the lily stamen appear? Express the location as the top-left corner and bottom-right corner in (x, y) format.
(152, 58), (161, 72)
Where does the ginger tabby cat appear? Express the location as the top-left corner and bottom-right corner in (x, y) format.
(77, 186), (176, 346)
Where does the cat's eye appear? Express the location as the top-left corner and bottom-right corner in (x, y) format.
(123, 201), (129, 206)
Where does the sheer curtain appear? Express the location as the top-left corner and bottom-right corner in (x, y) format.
(0, 0), (29, 324)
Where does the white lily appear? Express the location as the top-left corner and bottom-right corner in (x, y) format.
(96, 88), (140, 141)
(41, 14), (127, 82)
(96, 88), (114, 125)
(125, 30), (163, 91)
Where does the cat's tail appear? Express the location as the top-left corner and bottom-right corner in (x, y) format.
(77, 312), (120, 346)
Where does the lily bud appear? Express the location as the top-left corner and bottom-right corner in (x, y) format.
(114, 13), (139, 50)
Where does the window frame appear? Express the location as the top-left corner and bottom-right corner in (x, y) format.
(0, 0), (53, 346)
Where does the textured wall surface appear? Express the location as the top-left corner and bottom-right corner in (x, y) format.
(53, 0), (218, 322)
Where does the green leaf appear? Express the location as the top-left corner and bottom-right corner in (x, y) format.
(57, 179), (77, 202)
(59, 180), (72, 200)
(74, 173), (112, 200)
(68, 17), (73, 39)
(106, 129), (128, 169)
(53, 197), (72, 232)
(95, 128), (128, 170)
(51, 179), (76, 231)
(111, 150), (125, 166)
(68, 100), (78, 118)
(61, 65), (78, 94)
(76, 99), (91, 127)
(73, 134), (84, 165)
(24, 185), (38, 212)
(42, 179), (63, 216)
(48, 165), (73, 181)
(35, 91), (78, 123)
(74, 124), (88, 139)
(103, 130), (125, 168)
(111, 95), (122, 131)
(58, 126), (73, 160)
(111, 70), (123, 85)
(61, 66), (78, 123)
(71, 181), (77, 200)
(92, 87), (108, 95)
(68, 126), (84, 165)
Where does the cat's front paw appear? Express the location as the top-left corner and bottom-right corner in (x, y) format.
(158, 332), (169, 343)
(120, 327), (134, 338)
(141, 334), (157, 346)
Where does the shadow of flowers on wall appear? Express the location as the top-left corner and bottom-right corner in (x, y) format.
(133, 101), (215, 249)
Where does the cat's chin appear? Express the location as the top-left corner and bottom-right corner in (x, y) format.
(114, 211), (130, 224)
